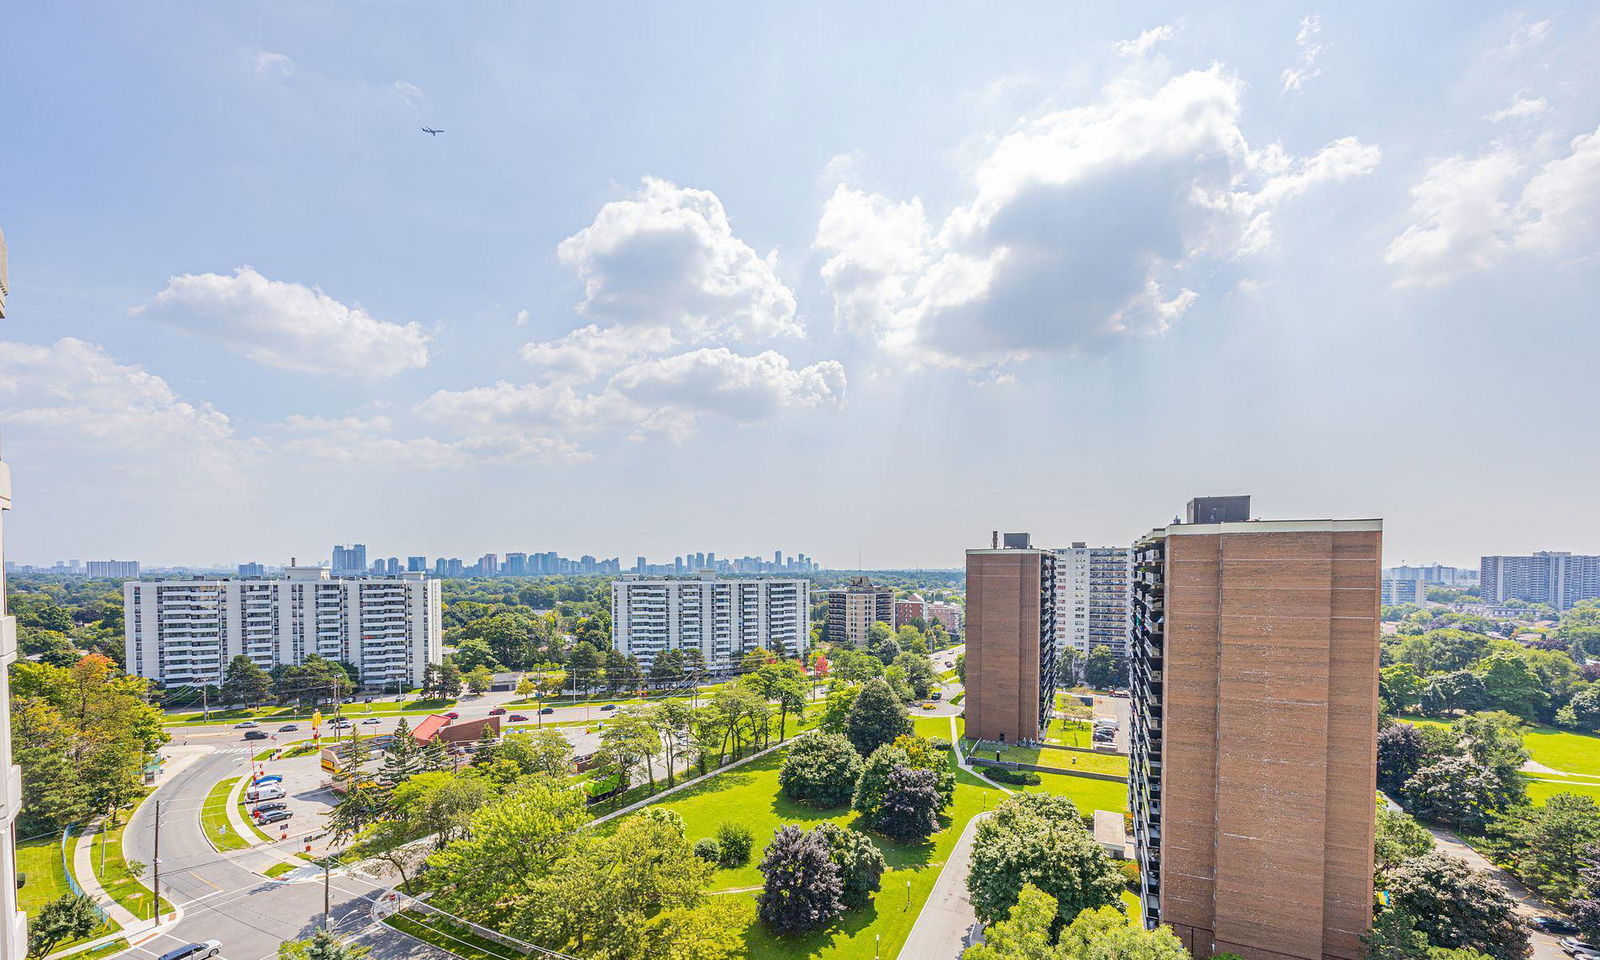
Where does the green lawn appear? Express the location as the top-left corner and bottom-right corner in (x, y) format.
(1018, 771), (1131, 814)
(1522, 775), (1600, 805)
(972, 743), (1127, 778)
(17, 833), (121, 950)
(89, 814), (172, 920)
(201, 778), (250, 851)
(77, 938), (132, 960)
(384, 911), (525, 960)
(1520, 726), (1600, 777)
(163, 697), (456, 727)
(264, 862), (297, 879)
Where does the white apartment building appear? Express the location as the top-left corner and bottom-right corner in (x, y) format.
(87, 559), (139, 578)
(125, 565), (442, 690)
(611, 574), (809, 669)
(1381, 577), (1429, 606)
(1481, 552), (1600, 611)
(0, 224), (31, 955)
(1053, 542), (1133, 659)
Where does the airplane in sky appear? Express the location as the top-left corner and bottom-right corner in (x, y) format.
(421, 126), (443, 136)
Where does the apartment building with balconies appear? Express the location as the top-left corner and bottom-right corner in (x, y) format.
(825, 576), (894, 646)
(124, 565), (442, 690)
(1054, 542), (1133, 660)
(611, 573), (809, 669)
(965, 532), (1057, 744)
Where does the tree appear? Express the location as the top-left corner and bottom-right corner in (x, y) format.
(815, 822), (885, 909)
(464, 665), (495, 695)
(873, 765), (941, 841)
(638, 899), (753, 960)
(1421, 672), (1490, 718)
(1557, 686), (1600, 733)
(819, 683), (859, 735)
(484, 727), (574, 779)
(422, 660), (463, 699)
(1376, 804), (1436, 874)
(779, 732), (864, 807)
(1401, 756), (1516, 833)
(1362, 907), (1430, 960)
(1057, 904), (1189, 960)
(756, 825), (844, 934)
(962, 882), (1059, 960)
(1382, 851), (1529, 960)
(650, 648), (686, 688)
(1378, 724), (1430, 793)
(598, 712), (661, 792)
(1081, 645), (1121, 691)
(967, 793), (1123, 926)
(378, 718), (421, 788)
(451, 636), (501, 673)
(1572, 843), (1600, 941)
(28, 894), (101, 956)
(1476, 652), (1548, 720)
(892, 651), (937, 700)
(714, 822), (754, 867)
(645, 700), (694, 787)
(1487, 792), (1600, 902)
(567, 641), (605, 691)
(221, 654), (273, 707)
(853, 738), (954, 822)
(772, 676), (809, 742)
(845, 677), (912, 756)
(279, 930), (373, 960)
(1381, 665), (1426, 715)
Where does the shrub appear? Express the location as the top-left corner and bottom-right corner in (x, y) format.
(693, 837), (721, 863)
(715, 821), (754, 867)
(929, 737), (952, 753)
(873, 765), (941, 842)
(779, 732), (863, 807)
(987, 768), (1042, 786)
(757, 825), (843, 933)
(815, 822), (886, 909)
(845, 678), (912, 756)
(1119, 859), (1141, 892)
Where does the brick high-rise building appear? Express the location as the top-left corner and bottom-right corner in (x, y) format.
(826, 576), (894, 646)
(1130, 497), (1381, 960)
(964, 532), (1057, 743)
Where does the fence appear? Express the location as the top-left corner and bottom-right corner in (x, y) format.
(60, 826), (113, 926)
(375, 888), (578, 960)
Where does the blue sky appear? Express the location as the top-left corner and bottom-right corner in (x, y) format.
(2, 2), (1598, 568)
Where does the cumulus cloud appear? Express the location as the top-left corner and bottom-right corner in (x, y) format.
(139, 266), (430, 379)
(1387, 123), (1600, 285)
(1116, 25), (1176, 58)
(814, 65), (1379, 368)
(1281, 15), (1324, 93)
(1489, 95), (1549, 123)
(0, 338), (246, 484)
(520, 323), (668, 382)
(251, 51), (294, 77)
(556, 177), (800, 343)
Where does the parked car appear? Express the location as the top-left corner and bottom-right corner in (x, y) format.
(361, 718), (381, 725)
(931, 691), (942, 700)
(252, 801), (288, 815)
(252, 774), (283, 785)
(246, 786), (285, 801)
(539, 707), (555, 715)
(258, 809), (294, 825)
(444, 712), (460, 720)
(489, 707), (507, 716)
(244, 730), (269, 741)
(278, 724), (298, 732)
(509, 714), (528, 722)
(234, 720), (259, 729)
(158, 941), (221, 960)
(1559, 939), (1598, 958)
(600, 704), (617, 712)
(1532, 918), (1581, 936)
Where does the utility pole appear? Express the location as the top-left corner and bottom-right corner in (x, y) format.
(201, 686), (208, 722)
(152, 799), (161, 923)
(322, 862), (331, 930)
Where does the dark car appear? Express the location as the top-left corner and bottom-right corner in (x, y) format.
(244, 730), (270, 741)
(253, 801), (288, 816)
(444, 712), (460, 720)
(158, 941), (221, 960)
(1531, 917), (1581, 936)
(600, 704), (617, 712)
(539, 707), (555, 715)
(259, 809), (293, 825)
(509, 714), (528, 722)
(278, 724), (298, 732)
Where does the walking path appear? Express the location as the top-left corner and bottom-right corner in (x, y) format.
(1426, 826), (1563, 960)
(72, 819), (140, 929)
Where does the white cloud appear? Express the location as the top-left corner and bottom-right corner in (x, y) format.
(1504, 19), (1551, 56)
(393, 80), (424, 106)
(140, 266), (431, 380)
(520, 323), (669, 382)
(814, 65), (1378, 368)
(1116, 25), (1176, 58)
(556, 177), (801, 343)
(1281, 15), (1324, 93)
(1387, 123), (1600, 285)
(1488, 95), (1549, 123)
(274, 414), (589, 467)
(251, 51), (294, 77)
(0, 338), (246, 484)
(514, 309), (531, 326)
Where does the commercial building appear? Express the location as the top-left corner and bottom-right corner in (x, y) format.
(86, 559), (140, 578)
(1380, 578), (1428, 606)
(826, 576), (894, 646)
(124, 566), (442, 690)
(1480, 552), (1600, 611)
(1129, 496), (1381, 960)
(610, 574), (809, 669)
(1054, 542), (1133, 659)
(964, 532), (1057, 743)
(1382, 564), (1477, 588)
(0, 225), (31, 955)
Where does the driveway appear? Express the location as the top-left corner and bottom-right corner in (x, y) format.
(1427, 828), (1564, 960)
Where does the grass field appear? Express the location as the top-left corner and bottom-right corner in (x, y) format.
(201, 778), (250, 852)
(974, 743), (1128, 778)
(89, 814), (172, 920)
(163, 697), (457, 727)
(17, 833), (121, 951)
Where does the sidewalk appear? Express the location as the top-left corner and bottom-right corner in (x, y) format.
(72, 818), (140, 929)
(899, 811), (991, 960)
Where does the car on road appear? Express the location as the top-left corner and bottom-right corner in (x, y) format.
(489, 707), (507, 715)
(600, 704), (616, 712)
(1532, 918), (1581, 936)
(329, 718), (352, 729)
(539, 707), (555, 715)
(278, 724), (298, 732)
(252, 801), (288, 816)
(445, 712), (460, 720)
(258, 809), (294, 825)
(1559, 938), (1598, 958)
(244, 730), (269, 741)
(234, 720), (259, 728)
(509, 714), (528, 722)
(361, 717), (381, 725)
(158, 941), (222, 960)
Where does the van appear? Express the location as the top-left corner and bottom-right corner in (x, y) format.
(246, 786), (285, 802)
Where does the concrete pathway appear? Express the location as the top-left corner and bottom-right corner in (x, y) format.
(73, 818), (141, 929)
(898, 811), (991, 960)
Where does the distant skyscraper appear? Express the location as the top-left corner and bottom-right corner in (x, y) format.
(505, 552), (528, 576)
(1383, 564), (1477, 588)
(86, 560), (141, 578)
(238, 562), (265, 577)
(964, 534), (1057, 743)
(1129, 497), (1380, 960)
(407, 556), (428, 573)
(1480, 552), (1600, 610)
(332, 543), (367, 575)
(1381, 578), (1428, 606)
(1053, 543), (1133, 659)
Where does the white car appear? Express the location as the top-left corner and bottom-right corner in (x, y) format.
(158, 941), (221, 960)
(1560, 938), (1600, 960)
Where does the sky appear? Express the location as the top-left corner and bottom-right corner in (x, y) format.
(2, 2), (1599, 570)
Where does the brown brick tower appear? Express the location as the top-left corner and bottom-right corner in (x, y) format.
(1130, 498), (1381, 960)
(965, 532), (1057, 744)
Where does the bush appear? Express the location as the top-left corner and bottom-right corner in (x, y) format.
(715, 822), (754, 867)
(757, 825), (843, 933)
(779, 732), (864, 807)
(693, 837), (721, 863)
(1119, 859), (1141, 892)
(873, 765), (941, 841)
(845, 678), (913, 756)
(987, 768), (1042, 786)
(929, 737), (952, 753)
(815, 822), (886, 909)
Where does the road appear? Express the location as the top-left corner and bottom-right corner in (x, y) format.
(1426, 828), (1565, 960)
